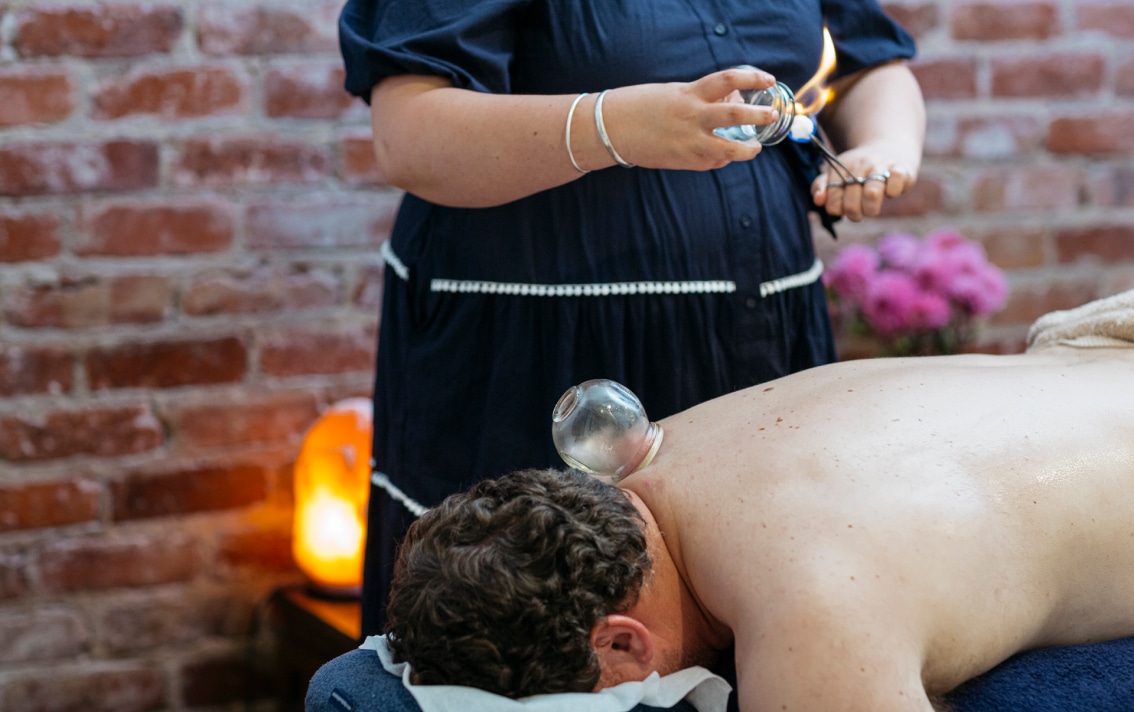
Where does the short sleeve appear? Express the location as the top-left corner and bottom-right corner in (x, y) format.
(338, 0), (533, 101)
(823, 0), (916, 79)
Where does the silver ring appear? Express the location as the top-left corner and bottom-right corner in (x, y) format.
(827, 180), (845, 189)
(863, 171), (890, 183)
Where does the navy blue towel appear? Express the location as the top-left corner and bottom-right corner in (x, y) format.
(944, 637), (1134, 712)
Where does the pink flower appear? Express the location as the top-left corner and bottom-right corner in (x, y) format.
(824, 243), (879, 304)
(862, 271), (919, 335)
(925, 228), (967, 252)
(912, 245), (963, 294)
(948, 263), (1009, 316)
(877, 233), (922, 271)
(908, 290), (953, 330)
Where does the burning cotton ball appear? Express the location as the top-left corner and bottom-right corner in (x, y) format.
(790, 114), (815, 142)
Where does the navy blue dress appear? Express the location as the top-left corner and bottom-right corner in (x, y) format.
(339, 0), (915, 635)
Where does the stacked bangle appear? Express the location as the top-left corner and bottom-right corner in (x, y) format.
(594, 90), (636, 168)
(565, 92), (590, 174)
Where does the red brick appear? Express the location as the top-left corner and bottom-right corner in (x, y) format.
(354, 263), (384, 309)
(1078, 2), (1134, 38)
(952, 2), (1060, 40)
(955, 115), (1044, 158)
(909, 58), (977, 100)
(0, 346), (72, 396)
(0, 211), (63, 262)
(85, 337), (247, 390)
(81, 200), (234, 256)
(5, 274), (169, 328)
(14, 4), (181, 58)
(993, 280), (1099, 325)
(39, 533), (198, 593)
(1119, 57), (1134, 97)
(99, 592), (254, 653)
(0, 481), (100, 532)
(93, 65), (245, 120)
(0, 403), (163, 462)
(197, 2), (338, 56)
(216, 528), (298, 575)
(340, 133), (384, 184)
(265, 63), (353, 118)
(1047, 112), (1134, 155)
(172, 392), (319, 449)
(111, 463), (270, 521)
(170, 136), (330, 187)
(0, 609), (87, 664)
(259, 325), (376, 377)
(878, 175), (949, 217)
(182, 267), (338, 316)
(975, 226), (1048, 269)
(971, 166), (1082, 212)
(1089, 165), (1134, 207)
(922, 115), (958, 158)
(1055, 224), (1134, 264)
(0, 68), (74, 126)
(0, 554), (27, 601)
(991, 53), (1104, 98)
(881, 2), (939, 38)
(0, 141), (158, 197)
(180, 651), (272, 706)
(0, 665), (165, 712)
(246, 197), (398, 250)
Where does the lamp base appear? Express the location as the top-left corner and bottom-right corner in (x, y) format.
(304, 582), (361, 601)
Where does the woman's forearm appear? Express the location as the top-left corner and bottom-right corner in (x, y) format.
(369, 69), (785, 208)
(820, 61), (926, 170)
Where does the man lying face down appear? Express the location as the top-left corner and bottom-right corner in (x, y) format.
(385, 341), (1134, 712)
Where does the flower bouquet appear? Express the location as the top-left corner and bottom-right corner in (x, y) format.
(824, 229), (1009, 356)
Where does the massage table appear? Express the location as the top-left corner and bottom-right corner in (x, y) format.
(309, 292), (1134, 712)
(306, 635), (1134, 712)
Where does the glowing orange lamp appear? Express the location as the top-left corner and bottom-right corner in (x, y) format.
(292, 398), (372, 598)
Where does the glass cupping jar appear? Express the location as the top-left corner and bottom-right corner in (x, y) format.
(552, 379), (663, 480)
(714, 69), (797, 146)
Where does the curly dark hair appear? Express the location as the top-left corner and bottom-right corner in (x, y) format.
(384, 468), (652, 697)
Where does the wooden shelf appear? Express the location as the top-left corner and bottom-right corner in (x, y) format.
(270, 585), (362, 711)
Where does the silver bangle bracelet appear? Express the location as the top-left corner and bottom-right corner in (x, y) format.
(565, 92), (590, 174)
(594, 90), (635, 168)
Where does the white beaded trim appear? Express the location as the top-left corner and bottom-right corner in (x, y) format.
(380, 241), (409, 281)
(759, 258), (823, 298)
(371, 465), (429, 518)
(383, 245), (821, 300)
(430, 279), (736, 296)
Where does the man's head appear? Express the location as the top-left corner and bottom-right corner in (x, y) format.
(385, 468), (652, 698)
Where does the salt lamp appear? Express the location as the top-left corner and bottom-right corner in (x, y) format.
(291, 398), (372, 597)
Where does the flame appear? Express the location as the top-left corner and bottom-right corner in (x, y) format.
(795, 27), (837, 115)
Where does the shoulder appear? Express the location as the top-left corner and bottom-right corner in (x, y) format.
(733, 597), (931, 712)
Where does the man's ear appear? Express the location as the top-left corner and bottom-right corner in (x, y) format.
(590, 614), (656, 687)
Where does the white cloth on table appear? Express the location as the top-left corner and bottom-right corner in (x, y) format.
(362, 635), (732, 712)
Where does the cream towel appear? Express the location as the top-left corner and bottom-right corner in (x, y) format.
(1026, 289), (1134, 351)
(362, 635), (733, 712)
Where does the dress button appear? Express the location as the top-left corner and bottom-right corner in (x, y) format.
(713, 23), (728, 36)
(745, 296), (758, 309)
(739, 215), (752, 228)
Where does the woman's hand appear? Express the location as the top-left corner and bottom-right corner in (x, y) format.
(810, 61), (926, 222)
(593, 66), (782, 172)
(811, 142), (919, 222)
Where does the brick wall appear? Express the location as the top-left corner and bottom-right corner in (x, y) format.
(0, 0), (1131, 709)
(0, 0), (392, 708)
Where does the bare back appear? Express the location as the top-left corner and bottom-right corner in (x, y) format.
(622, 348), (1134, 711)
